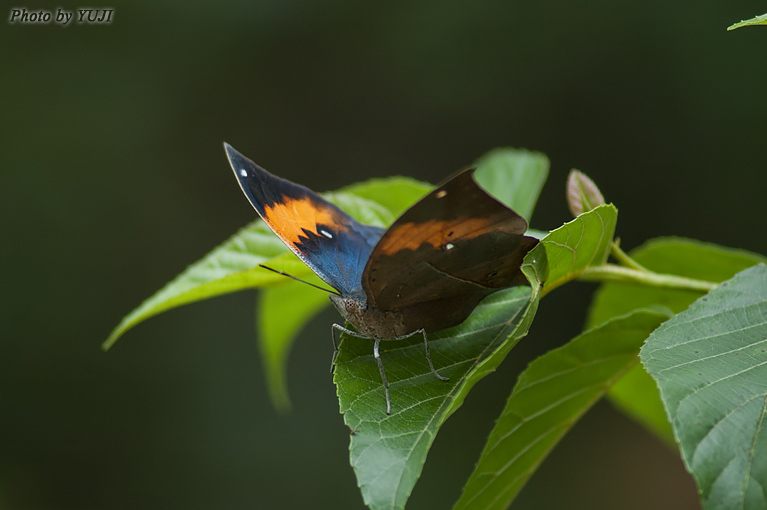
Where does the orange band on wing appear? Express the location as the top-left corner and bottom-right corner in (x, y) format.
(263, 196), (349, 246)
(377, 218), (491, 255)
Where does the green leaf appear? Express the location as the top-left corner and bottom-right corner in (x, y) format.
(455, 309), (670, 510)
(103, 220), (294, 350)
(640, 264), (767, 509)
(586, 238), (766, 444)
(336, 258), (544, 510)
(338, 176), (430, 220)
(537, 204), (618, 295)
(727, 12), (767, 30)
(473, 148), (549, 223)
(258, 281), (331, 412)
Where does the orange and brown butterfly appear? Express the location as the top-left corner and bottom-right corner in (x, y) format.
(225, 143), (538, 414)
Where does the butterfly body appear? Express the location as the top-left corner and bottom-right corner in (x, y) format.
(224, 143), (538, 414)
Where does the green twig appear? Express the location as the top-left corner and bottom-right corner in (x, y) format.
(610, 241), (649, 272)
(578, 264), (718, 292)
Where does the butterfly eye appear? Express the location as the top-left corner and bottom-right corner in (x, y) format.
(435, 190), (447, 199)
(320, 229), (334, 239)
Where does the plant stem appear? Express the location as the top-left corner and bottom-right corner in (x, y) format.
(578, 264), (718, 292)
(610, 241), (649, 272)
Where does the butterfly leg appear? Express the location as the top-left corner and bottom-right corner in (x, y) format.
(331, 323), (365, 372)
(419, 329), (450, 382)
(373, 338), (392, 415)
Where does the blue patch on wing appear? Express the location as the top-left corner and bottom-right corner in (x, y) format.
(225, 142), (385, 298)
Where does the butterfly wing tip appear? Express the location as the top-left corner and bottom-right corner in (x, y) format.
(223, 142), (240, 160)
(224, 144), (252, 182)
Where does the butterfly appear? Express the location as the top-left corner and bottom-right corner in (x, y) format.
(224, 143), (538, 414)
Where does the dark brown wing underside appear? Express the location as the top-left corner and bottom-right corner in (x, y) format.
(363, 169), (538, 333)
(369, 234), (537, 332)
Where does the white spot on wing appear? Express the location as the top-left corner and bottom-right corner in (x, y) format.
(320, 229), (333, 239)
(436, 190), (447, 199)
(444, 243), (454, 250)
(239, 169), (248, 177)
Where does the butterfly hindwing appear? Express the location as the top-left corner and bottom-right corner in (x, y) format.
(225, 143), (384, 297)
(362, 169), (538, 333)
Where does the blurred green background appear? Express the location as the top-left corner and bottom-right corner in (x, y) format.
(2, 1), (765, 508)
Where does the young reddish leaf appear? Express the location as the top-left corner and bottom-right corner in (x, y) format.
(566, 169), (605, 217)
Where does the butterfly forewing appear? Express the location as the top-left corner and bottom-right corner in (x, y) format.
(225, 143), (384, 296)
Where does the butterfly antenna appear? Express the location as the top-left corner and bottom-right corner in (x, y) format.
(259, 264), (340, 295)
